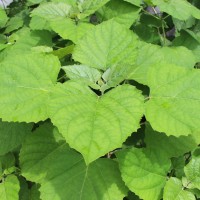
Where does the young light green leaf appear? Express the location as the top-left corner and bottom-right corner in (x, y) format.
(129, 42), (196, 85)
(78, 0), (110, 19)
(20, 123), (128, 200)
(49, 82), (144, 164)
(144, 124), (197, 158)
(62, 65), (102, 89)
(0, 53), (60, 122)
(163, 177), (195, 200)
(97, 0), (141, 27)
(73, 20), (139, 70)
(184, 157), (200, 190)
(51, 45), (74, 59)
(0, 8), (8, 28)
(50, 18), (94, 43)
(0, 120), (33, 155)
(117, 148), (171, 200)
(31, 2), (72, 20)
(0, 175), (20, 200)
(145, 63), (200, 136)
(152, 0), (200, 20)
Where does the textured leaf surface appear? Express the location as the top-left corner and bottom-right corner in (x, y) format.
(163, 177), (195, 200)
(0, 53), (60, 122)
(152, 0), (200, 20)
(0, 120), (33, 155)
(20, 123), (128, 200)
(62, 65), (101, 89)
(73, 20), (138, 70)
(129, 43), (196, 85)
(145, 64), (200, 136)
(79, 0), (110, 19)
(144, 124), (197, 158)
(97, 0), (141, 27)
(117, 148), (171, 200)
(49, 82), (144, 163)
(50, 18), (94, 43)
(184, 157), (200, 189)
(31, 2), (72, 20)
(0, 175), (20, 200)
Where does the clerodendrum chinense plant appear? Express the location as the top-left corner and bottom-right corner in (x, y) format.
(0, 0), (200, 199)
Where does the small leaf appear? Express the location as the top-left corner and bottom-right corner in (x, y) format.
(184, 157), (200, 190)
(0, 175), (20, 200)
(117, 148), (171, 200)
(49, 82), (144, 163)
(0, 8), (8, 28)
(163, 177), (195, 200)
(73, 20), (139, 70)
(62, 64), (102, 89)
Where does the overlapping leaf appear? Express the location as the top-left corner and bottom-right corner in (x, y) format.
(0, 8), (8, 27)
(163, 177), (195, 200)
(117, 148), (171, 200)
(0, 53), (60, 122)
(0, 120), (33, 155)
(152, 0), (200, 20)
(49, 82), (144, 163)
(0, 175), (20, 200)
(145, 63), (200, 136)
(73, 20), (139, 70)
(20, 123), (128, 200)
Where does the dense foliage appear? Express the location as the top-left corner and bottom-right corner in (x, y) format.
(0, 0), (200, 199)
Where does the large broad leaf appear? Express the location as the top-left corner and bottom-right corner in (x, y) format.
(124, 0), (142, 6)
(0, 120), (33, 155)
(0, 53), (60, 122)
(145, 63), (200, 136)
(152, 0), (200, 20)
(184, 157), (200, 190)
(50, 18), (94, 43)
(73, 20), (139, 70)
(116, 148), (171, 200)
(144, 124), (197, 158)
(128, 42), (196, 85)
(31, 2), (72, 20)
(97, 0), (141, 27)
(62, 64), (102, 89)
(0, 175), (20, 200)
(163, 177), (195, 200)
(49, 82), (144, 164)
(20, 123), (128, 200)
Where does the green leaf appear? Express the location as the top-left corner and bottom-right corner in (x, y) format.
(31, 2), (72, 20)
(0, 120), (33, 155)
(152, 0), (200, 20)
(73, 20), (139, 70)
(30, 184), (41, 200)
(0, 153), (15, 173)
(50, 18), (94, 43)
(62, 64), (102, 89)
(0, 8), (8, 28)
(49, 82), (144, 164)
(144, 124), (197, 158)
(0, 53), (60, 122)
(51, 45), (74, 59)
(128, 42), (196, 85)
(0, 175), (20, 200)
(123, 0), (142, 7)
(184, 157), (200, 190)
(20, 123), (128, 200)
(171, 156), (185, 178)
(79, 0), (110, 19)
(97, 0), (141, 27)
(30, 16), (51, 31)
(145, 63), (200, 136)
(117, 148), (171, 200)
(163, 177), (195, 200)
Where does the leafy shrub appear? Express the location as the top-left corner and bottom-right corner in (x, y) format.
(0, 0), (200, 199)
